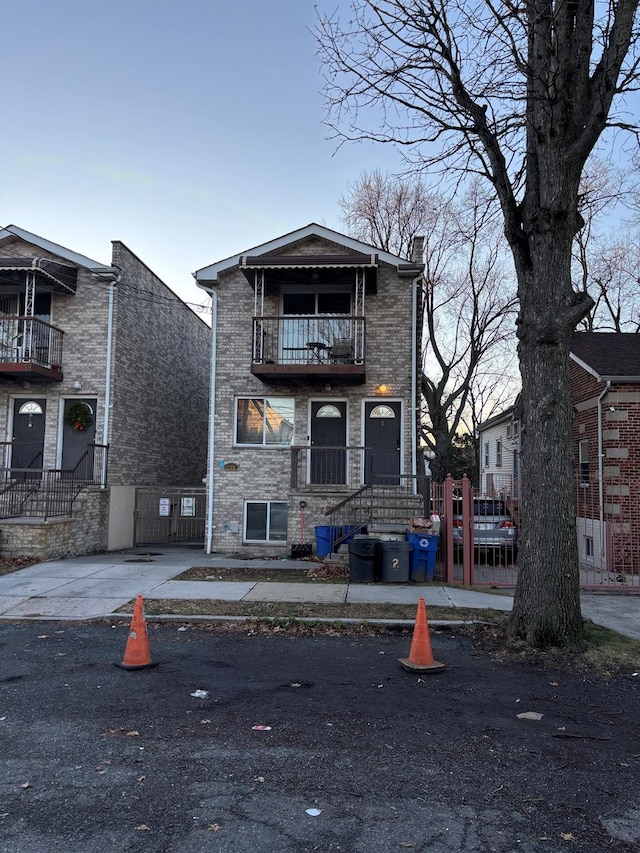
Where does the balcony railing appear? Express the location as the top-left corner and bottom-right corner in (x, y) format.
(291, 445), (403, 489)
(0, 316), (64, 380)
(251, 316), (366, 381)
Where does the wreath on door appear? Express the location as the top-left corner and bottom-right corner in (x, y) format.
(65, 401), (93, 432)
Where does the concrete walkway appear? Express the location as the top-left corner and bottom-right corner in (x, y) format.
(0, 548), (637, 640)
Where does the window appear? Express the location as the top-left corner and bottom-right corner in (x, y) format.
(316, 404), (342, 418)
(585, 536), (594, 559)
(484, 441), (489, 468)
(506, 424), (512, 439)
(244, 501), (288, 543)
(369, 405), (396, 418)
(513, 421), (519, 440)
(496, 438), (502, 467)
(281, 290), (352, 361)
(18, 401), (44, 416)
(236, 398), (294, 446)
(579, 439), (589, 485)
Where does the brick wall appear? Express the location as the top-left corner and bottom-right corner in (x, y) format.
(0, 489), (109, 559)
(108, 243), (211, 485)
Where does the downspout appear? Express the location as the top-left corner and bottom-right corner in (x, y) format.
(596, 380), (611, 570)
(411, 273), (420, 490)
(101, 276), (118, 487)
(205, 290), (218, 554)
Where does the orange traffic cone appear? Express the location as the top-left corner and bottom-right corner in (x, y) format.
(399, 597), (445, 673)
(115, 595), (156, 670)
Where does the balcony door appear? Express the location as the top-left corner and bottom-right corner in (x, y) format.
(281, 291), (352, 364)
(11, 399), (46, 479)
(364, 401), (401, 484)
(310, 402), (347, 484)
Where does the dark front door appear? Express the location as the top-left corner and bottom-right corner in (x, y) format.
(11, 398), (46, 479)
(310, 401), (347, 484)
(62, 398), (97, 478)
(365, 401), (401, 484)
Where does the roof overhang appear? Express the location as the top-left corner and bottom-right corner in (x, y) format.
(569, 351), (640, 384)
(193, 223), (423, 288)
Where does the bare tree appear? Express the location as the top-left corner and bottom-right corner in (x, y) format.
(317, 0), (640, 648)
(340, 171), (518, 482)
(419, 184), (518, 481)
(339, 168), (439, 258)
(573, 159), (640, 331)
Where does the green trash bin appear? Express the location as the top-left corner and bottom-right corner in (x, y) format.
(379, 540), (411, 583)
(348, 536), (380, 583)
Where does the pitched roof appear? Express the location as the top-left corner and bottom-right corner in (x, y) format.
(570, 332), (640, 382)
(0, 225), (116, 275)
(193, 222), (421, 285)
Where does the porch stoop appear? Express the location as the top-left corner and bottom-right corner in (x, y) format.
(324, 483), (426, 554)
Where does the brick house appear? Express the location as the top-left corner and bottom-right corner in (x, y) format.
(194, 223), (424, 556)
(570, 332), (640, 576)
(0, 225), (211, 558)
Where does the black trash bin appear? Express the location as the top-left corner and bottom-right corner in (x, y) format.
(379, 540), (411, 583)
(348, 537), (380, 583)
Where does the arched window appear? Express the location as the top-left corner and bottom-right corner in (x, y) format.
(369, 405), (396, 419)
(18, 401), (43, 416)
(316, 404), (342, 418)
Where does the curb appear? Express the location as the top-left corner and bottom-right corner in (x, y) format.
(105, 613), (483, 628)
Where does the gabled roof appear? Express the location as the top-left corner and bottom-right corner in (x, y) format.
(0, 225), (117, 277)
(570, 332), (640, 382)
(193, 222), (421, 286)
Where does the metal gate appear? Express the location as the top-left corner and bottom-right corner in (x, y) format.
(134, 487), (206, 546)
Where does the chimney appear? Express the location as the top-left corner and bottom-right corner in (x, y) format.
(410, 236), (425, 265)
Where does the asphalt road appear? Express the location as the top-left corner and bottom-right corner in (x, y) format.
(1, 621), (639, 853)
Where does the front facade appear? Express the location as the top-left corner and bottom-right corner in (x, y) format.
(0, 225), (210, 557)
(477, 399), (521, 499)
(570, 332), (640, 578)
(195, 224), (424, 555)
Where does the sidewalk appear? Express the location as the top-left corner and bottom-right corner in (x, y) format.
(0, 548), (636, 639)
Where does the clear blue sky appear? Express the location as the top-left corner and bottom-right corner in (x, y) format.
(1, 0), (404, 309)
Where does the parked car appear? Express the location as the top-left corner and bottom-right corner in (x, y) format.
(452, 497), (517, 560)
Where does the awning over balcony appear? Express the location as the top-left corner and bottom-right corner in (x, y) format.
(0, 257), (78, 294)
(240, 253), (378, 269)
(240, 253), (379, 292)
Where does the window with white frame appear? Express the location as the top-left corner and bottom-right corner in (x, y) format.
(496, 438), (502, 467)
(244, 500), (288, 543)
(579, 438), (589, 485)
(484, 441), (489, 467)
(235, 398), (294, 446)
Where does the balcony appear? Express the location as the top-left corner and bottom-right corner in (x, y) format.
(0, 316), (64, 381)
(251, 316), (366, 382)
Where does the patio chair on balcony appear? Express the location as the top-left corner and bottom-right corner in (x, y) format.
(330, 337), (354, 364)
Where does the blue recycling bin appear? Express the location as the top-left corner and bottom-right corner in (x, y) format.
(315, 525), (340, 558)
(406, 531), (439, 582)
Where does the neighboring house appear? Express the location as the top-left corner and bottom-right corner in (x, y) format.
(0, 225), (210, 558)
(570, 332), (640, 575)
(477, 397), (521, 499)
(480, 333), (640, 578)
(194, 223), (424, 556)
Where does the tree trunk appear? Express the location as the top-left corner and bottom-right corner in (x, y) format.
(508, 228), (588, 649)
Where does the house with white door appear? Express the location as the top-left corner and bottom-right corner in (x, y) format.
(0, 225), (210, 557)
(194, 223), (424, 556)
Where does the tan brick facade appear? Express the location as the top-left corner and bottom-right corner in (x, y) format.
(200, 229), (420, 556)
(0, 230), (211, 557)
